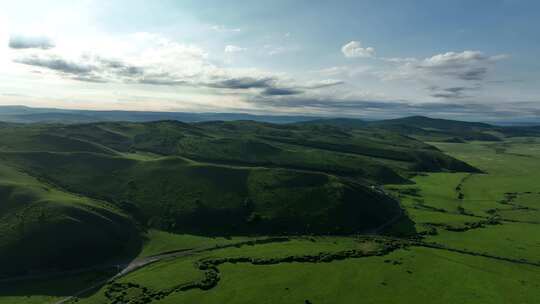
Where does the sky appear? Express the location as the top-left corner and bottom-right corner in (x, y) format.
(0, 0), (539, 121)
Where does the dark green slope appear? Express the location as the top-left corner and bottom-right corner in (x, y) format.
(1, 152), (400, 235)
(0, 163), (139, 276)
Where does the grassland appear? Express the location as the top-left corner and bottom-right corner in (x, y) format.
(1, 119), (539, 304)
(62, 237), (539, 304)
(139, 230), (252, 258)
(59, 137), (540, 304)
(161, 247), (539, 304)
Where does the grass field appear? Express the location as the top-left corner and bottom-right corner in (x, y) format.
(67, 240), (540, 304)
(139, 230), (252, 258)
(167, 247), (539, 304)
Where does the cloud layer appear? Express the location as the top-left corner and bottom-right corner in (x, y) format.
(3, 27), (530, 121)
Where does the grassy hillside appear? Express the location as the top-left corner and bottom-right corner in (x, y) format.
(0, 162), (139, 276)
(0, 118), (486, 277)
(0, 120), (436, 275)
(1, 151), (400, 235)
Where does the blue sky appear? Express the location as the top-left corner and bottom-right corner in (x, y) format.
(0, 0), (539, 120)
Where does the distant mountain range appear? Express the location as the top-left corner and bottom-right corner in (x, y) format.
(0, 105), (320, 124)
(1, 105), (539, 126)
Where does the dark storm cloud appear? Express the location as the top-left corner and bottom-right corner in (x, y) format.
(9, 35), (55, 49)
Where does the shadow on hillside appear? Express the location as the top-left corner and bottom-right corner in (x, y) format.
(0, 269), (116, 298)
(0, 231), (142, 299)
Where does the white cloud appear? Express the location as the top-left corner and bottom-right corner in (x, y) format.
(341, 41), (375, 58)
(224, 45), (246, 53)
(210, 25), (241, 33)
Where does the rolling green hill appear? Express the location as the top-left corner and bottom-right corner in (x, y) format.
(0, 119), (483, 276)
(0, 151), (399, 236)
(0, 120), (418, 275)
(47, 120), (481, 180)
